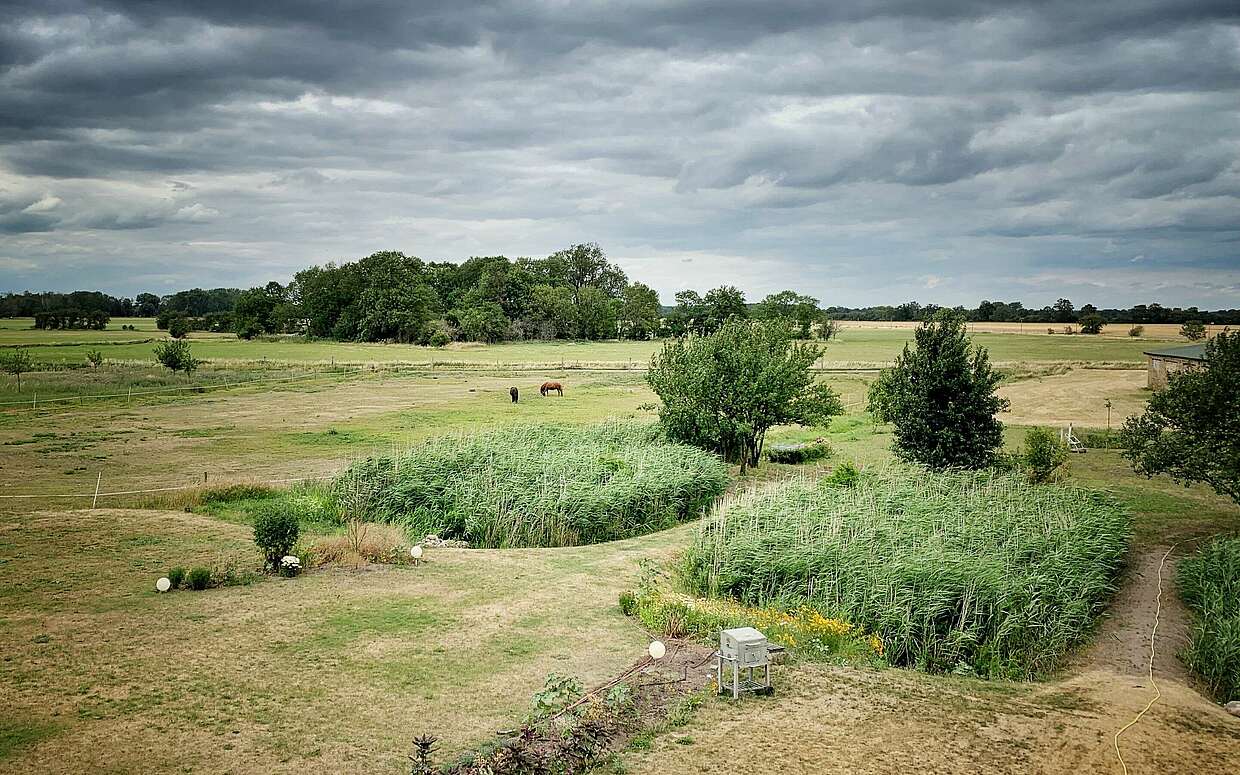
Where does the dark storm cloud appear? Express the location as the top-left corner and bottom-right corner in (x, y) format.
(0, 0), (1237, 306)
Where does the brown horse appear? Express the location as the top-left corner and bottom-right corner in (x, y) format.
(540, 381), (563, 397)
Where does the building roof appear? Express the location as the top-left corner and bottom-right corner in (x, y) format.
(1143, 343), (1207, 360)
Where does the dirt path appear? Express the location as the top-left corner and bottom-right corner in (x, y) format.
(626, 548), (1240, 774)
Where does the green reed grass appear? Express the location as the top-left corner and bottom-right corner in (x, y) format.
(1178, 535), (1240, 702)
(680, 466), (1131, 679)
(335, 419), (728, 548)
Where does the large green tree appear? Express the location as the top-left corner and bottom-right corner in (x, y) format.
(702, 285), (747, 333)
(759, 290), (821, 338)
(867, 311), (1009, 469)
(619, 282), (660, 339)
(647, 319), (842, 472)
(1120, 331), (1239, 505)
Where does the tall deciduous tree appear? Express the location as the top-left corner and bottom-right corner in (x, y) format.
(1120, 331), (1239, 505)
(867, 311), (1008, 469)
(647, 319), (842, 472)
(619, 282), (660, 339)
(702, 285), (747, 333)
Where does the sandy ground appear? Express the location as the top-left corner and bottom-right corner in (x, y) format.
(626, 548), (1240, 774)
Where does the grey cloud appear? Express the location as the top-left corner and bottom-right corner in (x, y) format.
(0, 1), (1237, 307)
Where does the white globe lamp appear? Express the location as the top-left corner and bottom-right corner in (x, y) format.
(155, 577), (171, 593)
(648, 640), (666, 660)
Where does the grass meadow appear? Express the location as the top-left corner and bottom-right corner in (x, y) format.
(1, 330), (1238, 772)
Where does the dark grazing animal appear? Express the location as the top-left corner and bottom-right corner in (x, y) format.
(510, 386), (519, 403)
(540, 381), (563, 397)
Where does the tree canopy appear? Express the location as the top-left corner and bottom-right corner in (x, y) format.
(647, 319), (842, 472)
(867, 311), (1009, 469)
(1120, 331), (1240, 505)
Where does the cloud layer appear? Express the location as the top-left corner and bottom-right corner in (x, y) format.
(1, 1), (1238, 306)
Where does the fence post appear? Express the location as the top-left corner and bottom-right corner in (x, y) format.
(91, 472), (102, 509)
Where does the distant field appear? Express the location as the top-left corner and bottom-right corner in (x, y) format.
(2, 318), (1160, 369)
(839, 319), (1224, 340)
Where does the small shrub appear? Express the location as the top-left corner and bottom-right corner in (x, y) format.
(823, 460), (859, 487)
(252, 506), (301, 571)
(187, 566), (212, 591)
(153, 338), (199, 376)
(86, 350), (104, 369)
(1180, 320), (1207, 341)
(1128, 325), (1144, 337)
(168, 316), (191, 339)
(428, 330), (451, 347)
(1024, 426), (1069, 483)
(766, 438), (832, 464)
(617, 591), (637, 616)
(168, 566), (186, 589)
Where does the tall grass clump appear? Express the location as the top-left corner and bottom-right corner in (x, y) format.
(681, 466), (1130, 679)
(334, 420), (728, 548)
(1177, 535), (1240, 702)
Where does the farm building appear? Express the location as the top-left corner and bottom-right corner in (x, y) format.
(1143, 343), (1207, 390)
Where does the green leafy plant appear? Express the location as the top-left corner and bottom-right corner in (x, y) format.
(1128, 325), (1144, 337)
(1078, 313), (1105, 335)
(168, 566), (186, 589)
(1023, 426), (1069, 483)
(186, 566), (212, 591)
(529, 673), (584, 720)
(86, 349), (104, 369)
(167, 316), (192, 339)
(823, 460), (859, 487)
(252, 506), (301, 571)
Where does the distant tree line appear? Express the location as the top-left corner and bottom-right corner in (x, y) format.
(827, 299), (1240, 326)
(5, 253), (1239, 341)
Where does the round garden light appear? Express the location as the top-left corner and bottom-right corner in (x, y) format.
(410, 545), (423, 560)
(648, 640), (666, 660)
(155, 577), (171, 593)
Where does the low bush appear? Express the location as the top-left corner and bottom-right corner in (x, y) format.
(186, 566), (212, 591)
(1023, 426), (1069, 483)
(168, 566), (186, 589)
(201, 482), (278, 504)
(681, 467), (1130, 679)
(766, 438), (832, 464)
(1178, 536), (1240, 702)
(823, 460), (859, 487)
(252, 506), (301, 571)
(1128, 325), (1144, 337)
(334, 420), (728, 548)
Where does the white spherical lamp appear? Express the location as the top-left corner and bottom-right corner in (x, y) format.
(155, 577), (171, 593)
(648, 640), (666, 660)
(410, 545), (424, 560)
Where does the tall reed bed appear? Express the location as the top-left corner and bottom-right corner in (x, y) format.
(681, 467), (1130, 679)
(335, 420), (728, 548)
(1178, 535), (1240, 702)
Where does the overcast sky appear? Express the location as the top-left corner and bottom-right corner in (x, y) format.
(1, 1), (1238, 308)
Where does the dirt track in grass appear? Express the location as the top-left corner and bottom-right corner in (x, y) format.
(625, 547), (1240, 774)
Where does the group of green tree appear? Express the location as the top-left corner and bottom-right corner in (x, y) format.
(829, 298), (1240, 327)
